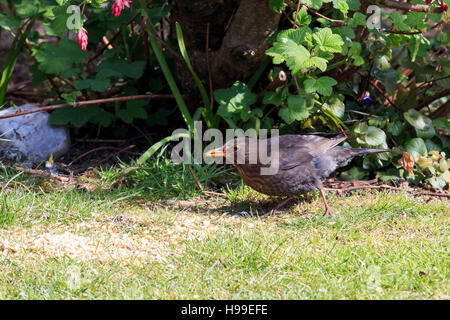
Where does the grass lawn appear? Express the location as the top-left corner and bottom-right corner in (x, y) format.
(0, 161), (448, 299)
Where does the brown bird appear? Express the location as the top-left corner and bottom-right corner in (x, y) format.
(205, 135), (392, 216)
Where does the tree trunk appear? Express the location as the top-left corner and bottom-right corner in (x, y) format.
(171, 0), (280, 91)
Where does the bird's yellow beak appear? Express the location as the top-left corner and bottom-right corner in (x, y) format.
(205, 147), (226, 158)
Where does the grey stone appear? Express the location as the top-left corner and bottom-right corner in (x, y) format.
(0, 104), (70, 163)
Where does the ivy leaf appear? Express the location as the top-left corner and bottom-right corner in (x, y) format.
(432, 118), (450, 132)
(312, 28), (344, 53)
(364, 126), (387, 146)
(405, 137), (428, 161)
(323, 96), (345, 118)
(386, 120), (405, 136)
(426, 173), (448, 189)
(403, 109), (432, 130)
(304, 76), (337, 96)
(340, 167), (368, 181)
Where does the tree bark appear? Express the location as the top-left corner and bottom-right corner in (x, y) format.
(171, 0), (280, 90)
(211, 0), (281, 88)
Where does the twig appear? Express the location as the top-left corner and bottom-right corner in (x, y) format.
(74, 138), (127, 144)
(382, 0), (436, 12)
(189, 166), (203, 191)
(68, 146), (120, 166)
(325, 184), (450, 198)
(99, 145), (136, 164)
(205, 23), (214, 112)
(357, 71), (399, 110)
(381, 21), (444, 35)
(416, 88), (450, 110)
(14, 166), (74, 183)
(0, 94), (178, 120)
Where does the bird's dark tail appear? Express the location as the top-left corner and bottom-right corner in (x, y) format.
(349, 148), (393, 156)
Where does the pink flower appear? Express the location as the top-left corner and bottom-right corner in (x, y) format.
(111, 0), (132, 17)
(77, 28), (88, 51)
(442, 1), (448, 10)
(425, 0), (432, 4)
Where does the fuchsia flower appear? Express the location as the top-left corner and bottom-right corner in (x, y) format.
(111, 0), (133, 17)
(425, 0), (432, 4)
(442, 1), (448, 11)
(77, 28), (88, 51)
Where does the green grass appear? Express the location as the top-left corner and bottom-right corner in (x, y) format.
(0, 160), (448, 299)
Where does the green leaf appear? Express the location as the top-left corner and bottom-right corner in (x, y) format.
(432, 118), (450, 132)
(61, 91), (82, 103)
(405, 137), (428, 161)
(374, 54), (391, 72)
(365, 126), (387, 146)
(269, 0), (287, 13)
(333, 0), (349, 14)
(118, 100), (149, 124)
(302, 0), (323, 10)
(279, 95), (309, 124)
(388, 11), (409, 31)
(405, 12), (427, 30)
(95, 59), (147, 79)
(348, 12), (366, 27)
(214, 81), (257, 120)
(263, 91), (284, 107)
(386, 120), (405, 136)
(49, 107), (98, 127)
(312, 28), (344, 53)
(426, 173), (447, 189)
(378, 168), (401, 182)
(339, 167), (368, 181)
(266, 38), (311, 74)
(353, 122), (368, 134)
(89, 107), (114, 127)
(304, 76), (337, 96)
(33, 39), (86, 75)
(415, 126), (436, 139)
(293, 7), (312, 26)
(403, 109), (432, 130)
(74, 78), (111, 92)
(323, 96), (345, 118)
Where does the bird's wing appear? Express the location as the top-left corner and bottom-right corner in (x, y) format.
(274, 135), (346, 170)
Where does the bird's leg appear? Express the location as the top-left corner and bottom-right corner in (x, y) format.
(259, 196), (293, 218)
(319, 188), (332, 216)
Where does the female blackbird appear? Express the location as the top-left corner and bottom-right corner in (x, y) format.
(205, 135), (391, 216)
